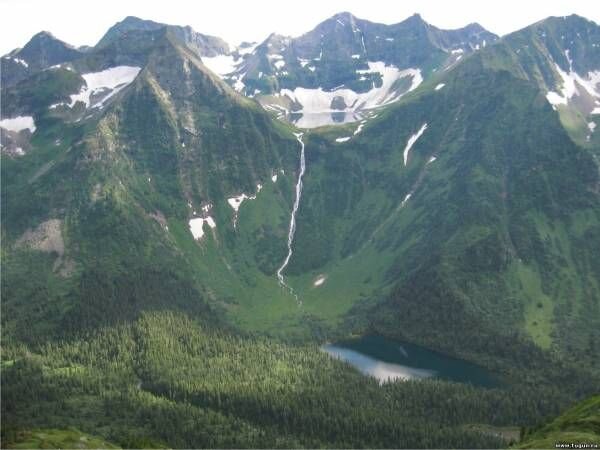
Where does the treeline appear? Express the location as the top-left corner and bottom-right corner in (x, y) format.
(2, 311), (598, 448)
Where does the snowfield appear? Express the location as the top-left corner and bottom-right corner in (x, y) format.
(280, 62), (422, 116)
(201, 54), (239, 76)
(0, 116), (36, 133)
(545, 54), (600, 108)
(69, 66), (141, 109)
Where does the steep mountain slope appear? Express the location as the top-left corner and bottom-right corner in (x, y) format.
(1, 32), (83, 87)
(1, 26), (301, 342)
(477, 15), (600, 147)
(280, 17), (600, 360)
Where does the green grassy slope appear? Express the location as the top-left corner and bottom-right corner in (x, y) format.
(517, 395), (600, 448)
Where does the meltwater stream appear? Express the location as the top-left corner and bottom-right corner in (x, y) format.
(276, 132), (306, 302)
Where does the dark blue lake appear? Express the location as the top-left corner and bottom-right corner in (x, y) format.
(323, 335), (498, 387)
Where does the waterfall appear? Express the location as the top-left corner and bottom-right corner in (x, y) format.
(276, 132), (306, 301)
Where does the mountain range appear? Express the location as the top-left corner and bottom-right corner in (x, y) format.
(1, 10), (599, 449)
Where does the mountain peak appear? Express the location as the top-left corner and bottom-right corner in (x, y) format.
(32, 30), (57, 39)
(402, 13), (427, 25)
(1, 27), (82, 87)
(21, 30), (79, 57)
(26, 30), (75, 49)
(462, 22), (486, 32)
(122, 15), (148, 23)
(331, 11), (357, 20)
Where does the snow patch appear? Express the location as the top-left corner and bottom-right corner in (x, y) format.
(0, 116), (36, 133)
(189, 217), (216, 240)
(13, 57), (28, 67)
(227, 183), (263, 213)
(272, 174), (278, 182)
(427, 156), (437, 164)
(589, 122), (596, 133)
(232, 72), (246, 92)
(435, 83), (445, 91)
(237, 42), (258, 56)
(351, 54), (361, 59)
(274, 60), (286, 69)
(228, 194), (250, 212)
(336, 136), (351, 143)
(314, 275), (326, 287)
(403, 123), (428, 166)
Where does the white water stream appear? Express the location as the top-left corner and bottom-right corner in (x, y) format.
(276, 132), (306, 302)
